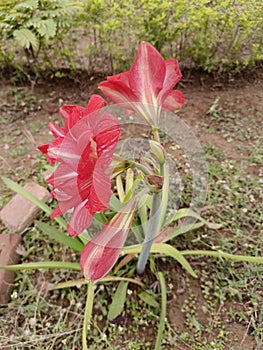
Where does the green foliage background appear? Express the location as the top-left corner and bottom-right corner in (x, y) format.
(0, 0), (262, 77)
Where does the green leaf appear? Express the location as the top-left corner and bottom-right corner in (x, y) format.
(13, 28), (38, 50)
(108, 281), (128, 321)
(50, 278), (86, 290)
(51, 276), (144, 290)
(123, 243), (197, 277)
(154, 272), (166, 350)
(157, 163), (169, 232)
(123, 172), (143, 203)
(156, 222), (204, 243)
(0, 261), (81, 271)
(35, 221), (84, 252)
(37, 19), (57, 38)
(100, 276), (144, 287)
(109, 194), (123, 212)
(181, 250), (263, 264)
(138, 193), (149, 236)
(14, 0), (39, 10)
(151, 243), (197, 277)
(138, 291), (159, 308)
(130, 220), (143, 244)
(164, 208), (222, 230)
(1, 177), (67, 229)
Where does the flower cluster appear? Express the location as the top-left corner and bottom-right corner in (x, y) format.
(39, 41), (184, 282)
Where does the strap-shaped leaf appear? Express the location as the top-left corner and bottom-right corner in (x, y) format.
(123, 243), (197, 277)
(181, 250), (263, 264)
(1, 176), (67, 229)
(155, 222), (204, 243)
(154, 272), (166, 350)
(0, 261), (81, 271)
(163, 208), (222, 229)
(35, 221), (84, 252)
(151, 243), (197, 277)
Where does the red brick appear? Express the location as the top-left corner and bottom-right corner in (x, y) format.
(0, 182), (50, 233)
(0, 234), (21, 304)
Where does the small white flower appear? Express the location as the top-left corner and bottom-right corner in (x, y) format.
(249, 195), (255, 202)
(24, 329), (31, 336)
(29, 318), (36, 327)
(76, 302), (82, 309)
(11, 291), (18, 299)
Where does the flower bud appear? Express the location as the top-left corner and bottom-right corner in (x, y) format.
(149, 140), (165, 165)
(80, 200), (135, 283)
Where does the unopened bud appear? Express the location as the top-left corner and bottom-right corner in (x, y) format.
(149, 140), (165, 164)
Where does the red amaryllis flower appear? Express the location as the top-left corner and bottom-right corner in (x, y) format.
(80, 200), (135, 282)
(98, 41), (185, 125)
(38, 95), (121, 236)
(38, 95), (107, 165)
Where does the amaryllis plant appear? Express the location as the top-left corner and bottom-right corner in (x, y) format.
(2, 41), (262, 350)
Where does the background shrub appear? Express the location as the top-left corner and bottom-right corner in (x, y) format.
(0, 0), (262, 78)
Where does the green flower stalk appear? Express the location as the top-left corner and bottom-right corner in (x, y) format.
(136, 190), (162, 274)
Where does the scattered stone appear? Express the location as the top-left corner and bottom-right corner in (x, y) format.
(0, 234), (21, 304)
(0, 182), (50, 233)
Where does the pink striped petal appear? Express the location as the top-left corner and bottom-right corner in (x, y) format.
(129, 41), (166, 104)
(80, 201), (135, 282)
(67, 201), (94, 236)
(98, 80), (137, 113)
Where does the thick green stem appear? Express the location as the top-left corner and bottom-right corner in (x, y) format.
(136, 190), (162, 274)
(82, 281), (94, 350)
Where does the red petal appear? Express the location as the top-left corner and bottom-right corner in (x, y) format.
(38, 144), (48, 155)
(48, 122), (65, 138)
(86, 94), (108, 112)
(38, 144), (57, 165)
(67, 202), (94, 236)
(60, 105), (85, 120)
(48, 135), (80, 170)
(89, 162), (112, 213)
(129, 41), (166, 104)
(107, 71), (130, 85)
(163, 59), (182, 91)
(80, 241), (121, 282)
(98, 80), (137, 113)
(162, 90), (185, 111)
